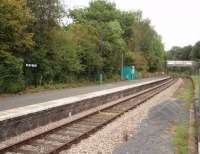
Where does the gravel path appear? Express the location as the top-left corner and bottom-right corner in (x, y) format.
(61, 79), (183, 154)
(0, 77), (160, 111)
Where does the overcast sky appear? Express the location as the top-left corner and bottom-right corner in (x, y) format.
(65, 0), (200, 50)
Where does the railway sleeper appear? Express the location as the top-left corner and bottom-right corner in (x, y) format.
(77, 121), (101, 127)
(55, 130), (82, 139)
(44, 134), (71, 144)
(69, 124), (96, 130)
(26, 140), (58, 153)
(11, 148), (38, 154)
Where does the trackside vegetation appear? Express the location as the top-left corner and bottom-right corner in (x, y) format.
(167, 42), (200, 61)
(173, 79), (194, 154)
(0, 0), (166, 93)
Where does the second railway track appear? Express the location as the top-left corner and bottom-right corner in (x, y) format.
(1, 78), (176, 154)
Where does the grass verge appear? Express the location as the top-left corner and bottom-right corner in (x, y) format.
(192, 75), (199, 96)
(173, 78), (194, 154)
(173, 124), (188, 154)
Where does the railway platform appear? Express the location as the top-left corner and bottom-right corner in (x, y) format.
(0, 77), (165, 111)
(0, 76), (171, 153)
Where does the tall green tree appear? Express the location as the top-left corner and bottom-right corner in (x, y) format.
(66, 23), (101, 79)
(69, 0), (119, 23)
(191, 41), (200, 60)
(25, 0), (67, 84)
(125, 11), (165, 72)
(0, 0), (167, 93)
(167, 46), (192, 60)
(26, 0), (64, 48)
(69, 0), (133, 76)
(0, 0), (34, 54)
(0, 0), (34, 92)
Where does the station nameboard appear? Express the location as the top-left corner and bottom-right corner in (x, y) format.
(25, 64), (38, 68)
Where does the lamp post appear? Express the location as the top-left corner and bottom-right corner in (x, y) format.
(121, 51), (124, 80)
(99, 32), (104, 85)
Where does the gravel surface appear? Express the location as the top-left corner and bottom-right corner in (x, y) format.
(61, 79), (183, 154)
(113, 99), (188, 154)
(0, 77), (160, 111)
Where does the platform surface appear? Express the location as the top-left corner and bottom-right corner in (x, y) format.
(0, 77), (164, 111)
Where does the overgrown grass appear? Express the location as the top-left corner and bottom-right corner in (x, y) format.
(173, 79), (194, 154)
(192, 75), (199, 97)
(25, 80), (95, 93)
(0, 75), (122, 95)
(176, 79), (193, 102)
(25, 75), (122, 93)
(173, 124), (188, 154)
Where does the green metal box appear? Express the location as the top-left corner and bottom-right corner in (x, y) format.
(121, 65), (135, 80)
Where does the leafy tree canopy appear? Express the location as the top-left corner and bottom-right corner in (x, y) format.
(1, 0), (166, 93)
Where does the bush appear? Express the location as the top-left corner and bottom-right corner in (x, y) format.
(0, 51), (25, 93)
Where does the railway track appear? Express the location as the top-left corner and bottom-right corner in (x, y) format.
(1, 78), (176, 154)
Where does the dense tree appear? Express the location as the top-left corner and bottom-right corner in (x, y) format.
(69, 0), (165, 74)
(26, 0), (64, 47)
(69, 0), (119, 23)
(66, 23), (101, 78)
(167, 46), (192, 60)
(181, 46), (193, 60)
(167, 43), (200, 61)
(24, 0), (67, 84)
(118, 11), (135, 42)
(124, 11), (165, 72)
(0, 0), (34, 92)
(69, 0), (130, 76)
(132, 52), (148, 72)
(1, 0), (166, 93)
(0, 0), (34, 54)
(147, 35), (165, 71)
(191, 41), (200, 60)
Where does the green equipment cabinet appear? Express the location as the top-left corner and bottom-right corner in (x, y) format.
(121, 65), (136, 80)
